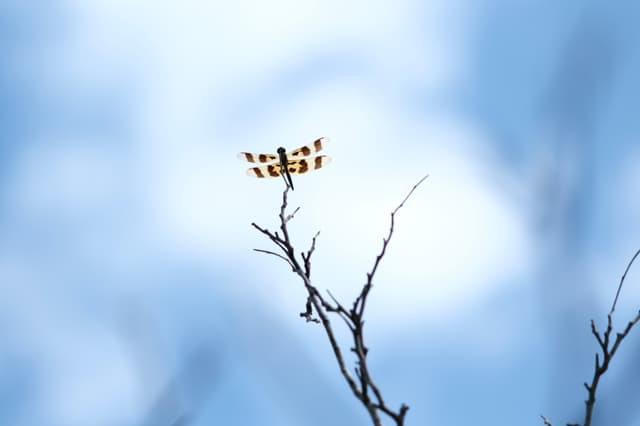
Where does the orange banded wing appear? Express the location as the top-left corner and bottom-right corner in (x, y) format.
(286, 155), (332, 174)
(246, 155), (332, 178)
(237, 152), (278, 163)
(286, 137), (329, 159)
(246, 163), (283, 178)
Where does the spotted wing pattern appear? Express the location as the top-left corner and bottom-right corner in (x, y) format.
(239, 137), (332, 187)
(286, 137), (328, 159)
(246, 156), (332, 178)
(236, 151), (278, 163)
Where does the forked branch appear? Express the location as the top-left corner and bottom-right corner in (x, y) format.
(542, 248), (640, 426)
(251, 175), (428, 426)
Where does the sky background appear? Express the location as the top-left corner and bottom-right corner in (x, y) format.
(2, 1), (640, 425)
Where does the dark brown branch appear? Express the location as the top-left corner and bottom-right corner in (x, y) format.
(564, 249), (640, 426)
(252, 186), (366, 419)
(301, 231), (320, 278)
(300, 297), (320, 323)
(326, 290), (356, 331)
(251, 175), (429, 426)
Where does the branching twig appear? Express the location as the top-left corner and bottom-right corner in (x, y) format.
(543, 248), (640, 426)
(576, 248), (640, 426)
(251, 175), (429, 425)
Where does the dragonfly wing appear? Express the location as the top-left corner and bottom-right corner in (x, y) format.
(286, 155), (332, 174)
(286, 137), (329, 159)
(246, 163), (282, 178)
(237, 152), (278, 163)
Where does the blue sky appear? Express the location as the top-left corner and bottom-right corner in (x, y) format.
(2, 1), (640, 425)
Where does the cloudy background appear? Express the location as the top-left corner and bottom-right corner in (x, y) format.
(2, 1), (640, 425)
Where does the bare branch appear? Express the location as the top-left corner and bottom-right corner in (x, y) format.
(569, 248), (640, 426)
(325, 290), (356, 330)
(301, 231), (321, 278)
(252, 222), (289, 254)
(250, 175), (429, 426)
(299, 297), (320, 323)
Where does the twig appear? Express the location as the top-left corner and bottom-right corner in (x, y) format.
(253, 249), (295, 269)
(354, 174), (429, 320)
(610, 248), (640, 315)
(251, 175), (429, 425)
(564, 248), (640, 426)
(540, 415), (554, 426)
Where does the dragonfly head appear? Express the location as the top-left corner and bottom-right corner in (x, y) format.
(277, 147), (286, 154)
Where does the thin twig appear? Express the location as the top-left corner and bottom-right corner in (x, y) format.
(253, 249), (295, 269)
(355, 174), (429, 322)
(610, 248), (640, 315)
(540, 415), (554, 426)
(301, 231), (321, 278)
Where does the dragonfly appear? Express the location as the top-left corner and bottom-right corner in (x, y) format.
(237, 137), (332, 190)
